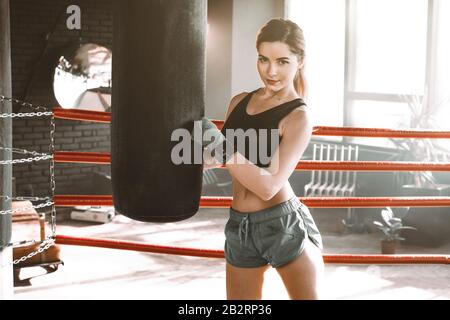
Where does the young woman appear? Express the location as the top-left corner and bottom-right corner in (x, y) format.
(199, 18), (324, 300)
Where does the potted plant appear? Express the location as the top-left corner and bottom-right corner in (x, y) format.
(389, 91), (447, 188)
(388, 91), (450, 246)
(373, 207), (417, 254)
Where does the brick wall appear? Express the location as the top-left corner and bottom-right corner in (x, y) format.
(10, 0), (112, 196)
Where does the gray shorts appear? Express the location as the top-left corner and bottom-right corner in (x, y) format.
(224, 196), (323, 268)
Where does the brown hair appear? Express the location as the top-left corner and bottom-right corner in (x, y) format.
(256, 18), (307, 99)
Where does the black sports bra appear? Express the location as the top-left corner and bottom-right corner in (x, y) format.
(221, 90), (306, 167)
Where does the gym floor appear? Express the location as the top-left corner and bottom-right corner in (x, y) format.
(12, 207), (450, 300)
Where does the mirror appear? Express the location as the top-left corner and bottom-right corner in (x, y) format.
(53, 43), (112, 111)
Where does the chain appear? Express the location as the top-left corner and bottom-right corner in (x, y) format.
(0, 196), (51, 201)
(0, 238), (56, 268)
(0, 201), (54, 215)
(0, 95), (50, 112)
(12, 239), (55, 266)
(0, 200), (55, 268)
(49, 115), (57, 237)
(0, 96), (58, 267)
(0, 95), (53, 118)
(0, 200), (56, 267)
(0, 155), (53, 165)
(0, 146), (48, 156)
(0, 146), (53, 165)
(0, 111), (53, 118)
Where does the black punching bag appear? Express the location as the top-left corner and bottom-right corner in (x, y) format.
(112, 0), (206, 222)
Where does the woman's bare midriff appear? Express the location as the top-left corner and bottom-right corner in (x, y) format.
(230, 177), (296, 213)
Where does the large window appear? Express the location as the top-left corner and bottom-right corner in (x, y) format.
(352, 0), (427, 96)
(287, 0), (450, 148)
(286, 0), (345, 137)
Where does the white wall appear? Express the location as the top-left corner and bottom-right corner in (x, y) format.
(231, 0), (284, 96)
(205, 0), (284, 120)
(206, 0), (233, 119)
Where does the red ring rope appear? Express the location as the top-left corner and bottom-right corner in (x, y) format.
(53, 151), (450, 172)
(53, 107), (111, 123)
(55, 235), (449, 265)
(310, 126), (450, 139)
(51, 109), (450, 139)
(53, 195), (450, 208)
(54, 151), (110, 164)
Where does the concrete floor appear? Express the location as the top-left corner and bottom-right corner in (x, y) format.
(12, 207), (450, 300)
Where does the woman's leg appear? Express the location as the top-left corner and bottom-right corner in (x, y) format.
(276, 239), (325, 300)
(226, 263), (270, 300)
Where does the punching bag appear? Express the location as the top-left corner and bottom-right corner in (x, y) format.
(112, 0), (206, 222)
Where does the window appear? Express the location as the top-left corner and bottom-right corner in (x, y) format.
(286, 0), (345, 140)
(352, 0), (427, 96)
(286, 0), (449, 148)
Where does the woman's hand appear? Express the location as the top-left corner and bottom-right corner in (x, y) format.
(191, 117), (235, 165)
(203, 149), (224, 170)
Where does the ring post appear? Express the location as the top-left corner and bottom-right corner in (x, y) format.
(0, 0), (14, 300)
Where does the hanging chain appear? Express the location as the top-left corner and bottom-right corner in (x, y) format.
(12, 239), (55, 266)
(0, 196), (51, 201)
(0, 200), (54, 216)
(0, 95), (50, 112)
(49, 115), (57, 238)
(0, 147), (53, 165)
(0, 155), (53, 165)
(0, 111), (53, 118)
(0, 96), (58, 266)
(0, 202), (55, 267)
(0, 146), (48, 156)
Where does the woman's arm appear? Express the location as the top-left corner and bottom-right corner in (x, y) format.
(225, 109), (312, 201)
(202, 93), (247, 171)
(203, 151), (224, 170)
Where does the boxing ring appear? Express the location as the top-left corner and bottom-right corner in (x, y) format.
(1, 100), (449, 266)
